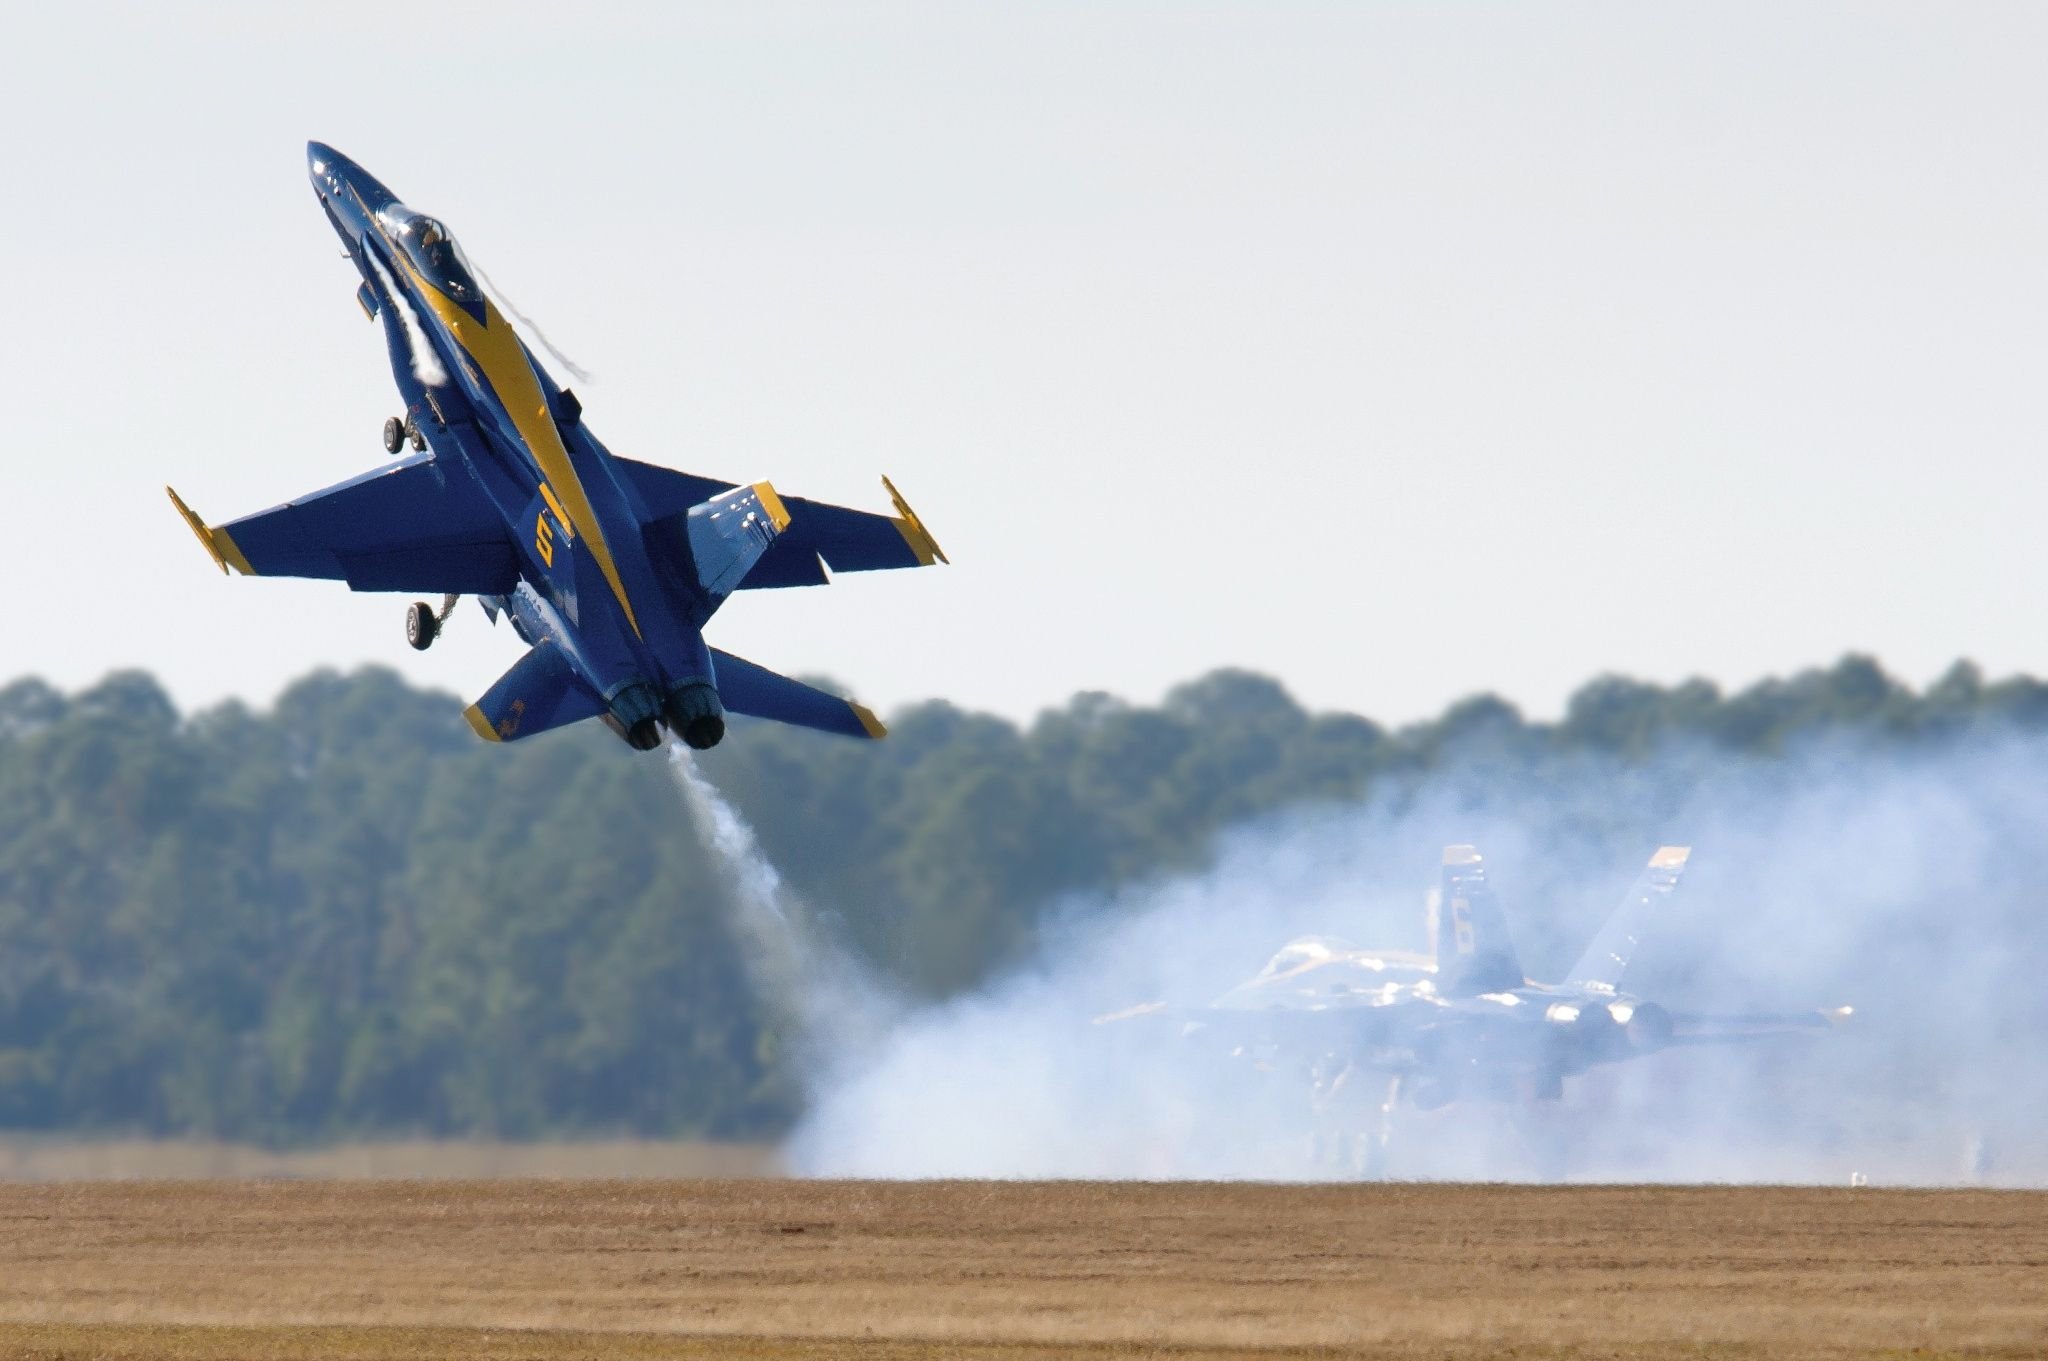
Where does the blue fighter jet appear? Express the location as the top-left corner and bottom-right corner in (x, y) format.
(1104, 845), (1850, 1175)
(169, 143), (946, 752)
(1176, 846), (1847, 1108)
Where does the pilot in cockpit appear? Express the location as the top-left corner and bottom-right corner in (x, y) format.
(395, 213), (480, 302)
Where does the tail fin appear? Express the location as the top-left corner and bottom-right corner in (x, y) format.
(681, 482), (792, 603)
(462, 638), (606, 743)
(1435, 845), (1526, 995)
(1563, 846), (1691, 993)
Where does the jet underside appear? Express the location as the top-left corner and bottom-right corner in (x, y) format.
(169, 142), (946, 751)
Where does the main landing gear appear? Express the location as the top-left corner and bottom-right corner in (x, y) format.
(382, 415), (428, 455)
(405, 594), (461, 651)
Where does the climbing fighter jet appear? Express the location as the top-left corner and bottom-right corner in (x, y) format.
(169, 143), (946, 751)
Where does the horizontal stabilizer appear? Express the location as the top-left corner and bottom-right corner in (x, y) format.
(463, 639), (606, 743)
(712, 649), (885, 740)
(169, 455), (518, 596)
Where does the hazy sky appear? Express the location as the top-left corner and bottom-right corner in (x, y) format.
(5, 3), (2044, 726)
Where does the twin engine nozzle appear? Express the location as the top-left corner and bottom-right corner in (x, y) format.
(606, 682), (726, 752)
(664, 683), (726, 751)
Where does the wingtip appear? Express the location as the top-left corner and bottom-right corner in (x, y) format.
(1651, 845), (1691, 868)
(166, 485), (228, 575)
(851, 701), (888, 739)
(1443, 844), (1482, 866)
(881, 475), (949, 566)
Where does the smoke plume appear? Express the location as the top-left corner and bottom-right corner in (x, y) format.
(764, 728), (2048, 1185)
(670, 747), (900, 1083)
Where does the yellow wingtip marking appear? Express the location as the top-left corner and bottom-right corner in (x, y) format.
(851, 702), (888, 739)
(167, 486), (251, 576)
(752, 480), (793, 534)
(881, 475), (948, 566)
(1651, 846), (1691, 868)
(166, 486), (227, 574)
(1443, 844), (1482, 866)
(213, 526), (255, 576)
(463, 704), (503, 743)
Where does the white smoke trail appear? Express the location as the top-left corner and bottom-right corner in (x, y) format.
(472, 259), (593, 384)
(365, 250), (449, 389)
(668, 746), (900, 1079)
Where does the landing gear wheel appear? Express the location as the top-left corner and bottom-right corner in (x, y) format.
(405, 600), (439, 651)
(382, 416), (406, 455)
(408, 422), (427, 453)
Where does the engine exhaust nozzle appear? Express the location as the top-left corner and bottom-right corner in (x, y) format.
(665, 682), (726, 750)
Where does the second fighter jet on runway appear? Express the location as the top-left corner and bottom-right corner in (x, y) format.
(1118, 845), (1848, 1109)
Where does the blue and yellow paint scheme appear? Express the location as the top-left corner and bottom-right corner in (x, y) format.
(167, 143), (944, 751)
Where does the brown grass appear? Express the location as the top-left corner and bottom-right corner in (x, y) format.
(0, 1179), (2040, 1359)
(0, 1139), (781, 1182)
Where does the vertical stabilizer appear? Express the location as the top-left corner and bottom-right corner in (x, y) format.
(686, 481), (791, 602)
(1563, 846), (1691, 993)
(1435, 845), (1526, 995)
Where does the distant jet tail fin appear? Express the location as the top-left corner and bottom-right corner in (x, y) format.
(462, 639), (607, 743)
(713, 649), (886, 740)
(1435, 845), (1526, 995)
(1563, 846), (1692, 993)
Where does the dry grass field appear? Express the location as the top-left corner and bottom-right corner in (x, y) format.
(0, 1179), (2039, 1360)
(0, 1139), (781, 1182)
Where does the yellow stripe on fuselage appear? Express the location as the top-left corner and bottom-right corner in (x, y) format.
(397, 256), (639, 638)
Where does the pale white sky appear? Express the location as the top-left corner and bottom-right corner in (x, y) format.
(3, 3), (2044, 726)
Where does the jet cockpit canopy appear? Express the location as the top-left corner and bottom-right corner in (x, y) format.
(388, 210), (482, 304)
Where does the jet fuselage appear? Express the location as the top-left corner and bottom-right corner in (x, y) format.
(306, 142), (719, 745)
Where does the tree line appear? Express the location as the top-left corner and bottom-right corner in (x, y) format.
(0, 654), (2039, 1142)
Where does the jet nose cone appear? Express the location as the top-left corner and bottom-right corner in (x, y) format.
(307, 141), (347, 192)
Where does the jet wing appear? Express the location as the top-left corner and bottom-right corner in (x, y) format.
(168, 454), (519, 596)
(615, 458), (946, 590)
(1093, 997), (1416, 1071)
